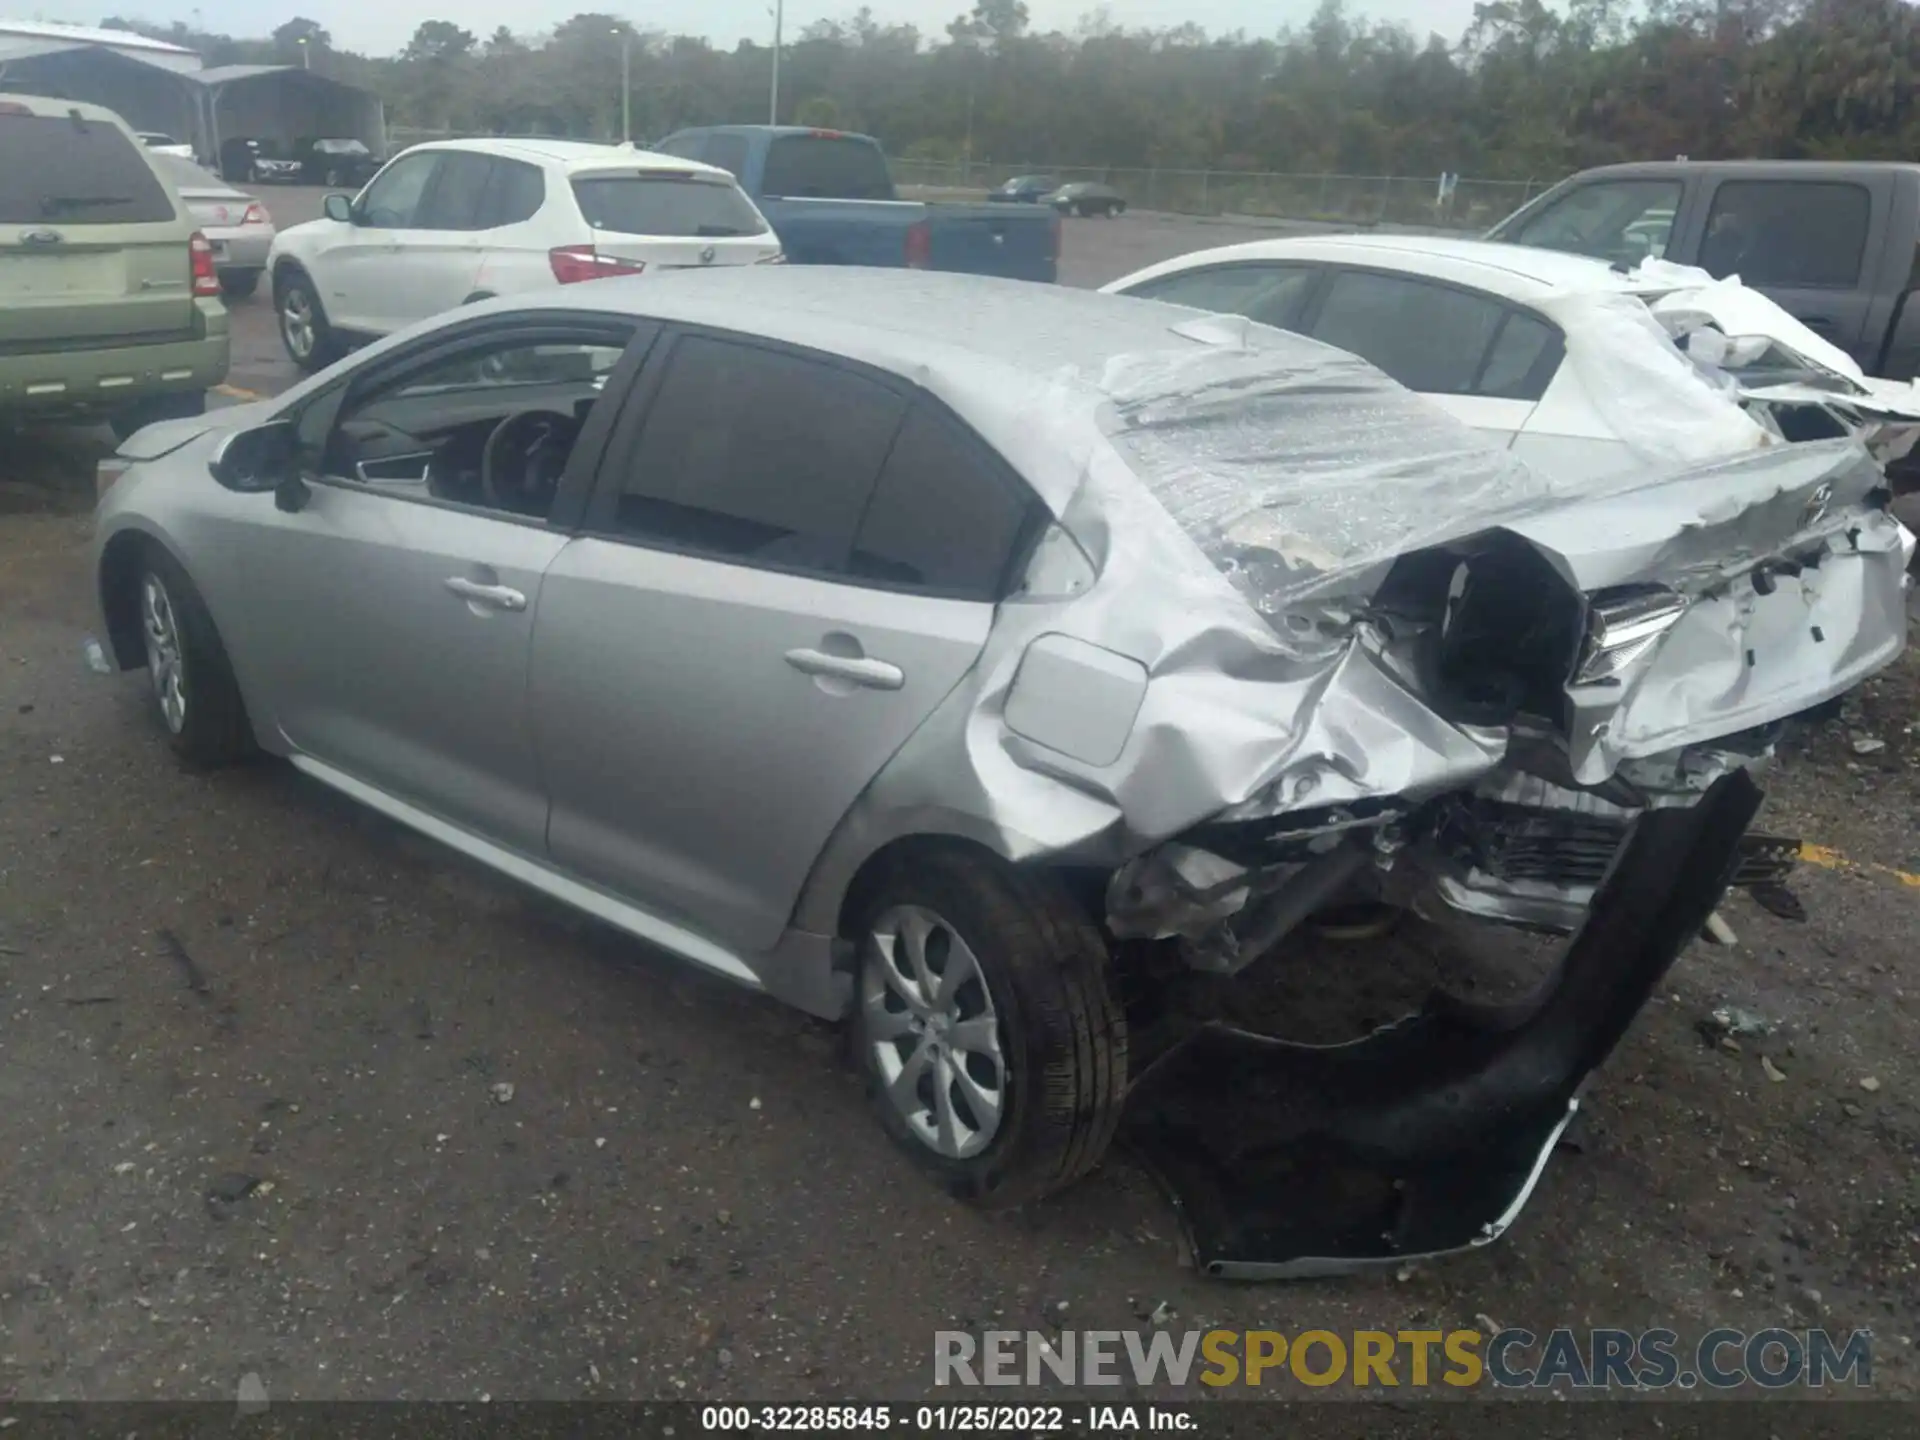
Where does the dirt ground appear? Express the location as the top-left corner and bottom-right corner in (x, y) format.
(4, 455), (1918, 1407)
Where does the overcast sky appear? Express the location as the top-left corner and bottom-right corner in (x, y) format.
(30, 0), (1484, 57)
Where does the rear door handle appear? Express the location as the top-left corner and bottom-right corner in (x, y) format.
(784, 647), (905, 691)
(444, 576), (527, 611)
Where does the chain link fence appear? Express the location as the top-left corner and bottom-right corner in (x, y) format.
(890, 160), (1545, 232)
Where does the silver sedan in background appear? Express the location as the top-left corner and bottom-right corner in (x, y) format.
(151, 153), (276, 300)
(86, 269), (1911, 1279)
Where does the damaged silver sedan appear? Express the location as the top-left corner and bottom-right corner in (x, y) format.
(89, 269), (1913, 1278)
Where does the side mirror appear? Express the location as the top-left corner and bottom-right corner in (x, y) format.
(323, 192), (355, 224)
(209, 419), (296, 493)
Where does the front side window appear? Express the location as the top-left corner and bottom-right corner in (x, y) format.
(1123, 263), (1317, 331)
(1309, 271), (1510, 395)
(418, 153), (494, 231)
(1509, 179), (1682, 263)
(357, 151), (441, 228)
(312, 326), (636, 520)
(606, 334), (904, 573)
(1701, 181), (1871, 288)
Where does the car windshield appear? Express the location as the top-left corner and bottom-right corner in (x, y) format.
(0, 112), (177, 224)
(572, 174), (769, 237)
(760, 135), (892, 200)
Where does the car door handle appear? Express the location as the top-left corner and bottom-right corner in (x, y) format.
(784, 647), (905, 691)
(444, 577), (526, 611)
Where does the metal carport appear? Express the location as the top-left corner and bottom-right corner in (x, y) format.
(189, 65), (387, 174)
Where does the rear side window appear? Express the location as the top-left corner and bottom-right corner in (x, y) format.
(1123, 264), (1317, 330)
(608, 335), (904, 573)
(0, 112), (175, 224)
(1701, 181), (1871, 288)
(1475, 312), (1560, 399)
(850, 402), (1035, 599)
(482, 159), (545, 227)
(1310, 271), (1518, 396)
(573, 175), (768, 237)
(760, 135), (892, 200)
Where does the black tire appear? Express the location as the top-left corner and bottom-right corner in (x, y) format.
(110, 390), (206, 443)
(273, 267), (341, 372)
(219, 269), (260, 301)
(132, 543), (253, 768)
(849, 848), (1127, 1208)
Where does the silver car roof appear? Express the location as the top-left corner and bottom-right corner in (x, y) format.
(531, 268), (1548, 602)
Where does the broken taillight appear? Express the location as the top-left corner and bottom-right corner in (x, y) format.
(1574, 586), (1690, 684)
(240, 203), (268, 226)
(548, 245), (646, 284)
(188, 231), (220, 297)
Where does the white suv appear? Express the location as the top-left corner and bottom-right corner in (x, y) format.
(267, 138), (783, 371)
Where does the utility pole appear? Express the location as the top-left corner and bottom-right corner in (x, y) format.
(297, 36), (309, 70)
(768, 0), (783, 125)
(615, 27), (631, 143)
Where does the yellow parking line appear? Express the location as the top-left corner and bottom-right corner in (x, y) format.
(213, 383), (262, 400)
(1799, 841), (1920, 890)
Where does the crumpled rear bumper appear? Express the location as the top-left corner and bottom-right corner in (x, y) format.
(1120, 769), (1761, 1280)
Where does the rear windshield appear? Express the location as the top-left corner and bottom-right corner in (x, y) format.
(760, 135), (893, 200)
(0, 112), (176, 224)
(572, 174), (768, 237)
(152, 154), (229, 192)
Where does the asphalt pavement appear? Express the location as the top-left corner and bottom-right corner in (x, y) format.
(3, 192), (1920, 1408)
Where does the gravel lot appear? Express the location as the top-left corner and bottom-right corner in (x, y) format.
(3, 193), (1920, 1408)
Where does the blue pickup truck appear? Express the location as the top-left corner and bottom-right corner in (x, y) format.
(650, 126), (1059, 284)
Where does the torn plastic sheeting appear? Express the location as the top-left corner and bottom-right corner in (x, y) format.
(1639, 267), (1867, 384)
(1533, 286), (1778, 469)
(1088, 332), (1553, 608)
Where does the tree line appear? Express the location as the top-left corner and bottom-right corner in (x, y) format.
(98, 0), (1920, 180)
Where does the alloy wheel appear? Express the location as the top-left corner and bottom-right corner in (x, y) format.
(280, 285), (314, 360)
(140, 572), (188, 734)
(861, 904), (1007, 1160)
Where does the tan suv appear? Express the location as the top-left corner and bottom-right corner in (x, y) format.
(0, 93), (229, 439)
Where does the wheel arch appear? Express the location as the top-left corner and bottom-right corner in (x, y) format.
(98, 525), (184, 670)
(833, 831), (1015, 943)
